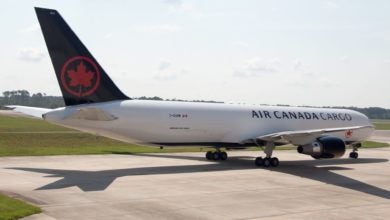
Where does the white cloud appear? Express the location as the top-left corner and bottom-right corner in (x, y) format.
(20, 23), (40, 33)
(165, 1), (203, 18)
(234, 57), (279, 78)
(158, 59), (172, 71)
(154, 59), (188, 81)
(287, 60), (337, 87)
(292, 60), (319, 77)
(179, 69), (188, 75)
(293, 59), (303, 71)
(134, 24), (180, 34)
(17, 48), (45, 62)
(339, 55), (349, 62)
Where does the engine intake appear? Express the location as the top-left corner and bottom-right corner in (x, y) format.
(297, 136), (345, 159)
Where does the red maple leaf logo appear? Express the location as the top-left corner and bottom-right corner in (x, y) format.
(67, 62), (94, 87)
(60, 56), (101, 97)
(345, 130), (353, 138)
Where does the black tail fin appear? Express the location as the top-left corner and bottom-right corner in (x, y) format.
(35, 7), (129, 106)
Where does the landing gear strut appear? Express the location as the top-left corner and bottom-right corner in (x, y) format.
(206, 150), (228, 161)
(349, 142), (361, 159)
(255, 142), (279, 167)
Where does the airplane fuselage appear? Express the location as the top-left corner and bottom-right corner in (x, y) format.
(43, 100), (374, 147)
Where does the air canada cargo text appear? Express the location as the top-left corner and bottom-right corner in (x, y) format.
(252, 110), (352, 121)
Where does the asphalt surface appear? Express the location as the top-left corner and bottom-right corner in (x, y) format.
(0, 149), (389, 220)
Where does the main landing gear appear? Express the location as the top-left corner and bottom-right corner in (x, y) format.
(349, 142), (361, 159)
(206, 150), (228, 161)
(255, 142), (279, 167)
(255, 157), (279, 167)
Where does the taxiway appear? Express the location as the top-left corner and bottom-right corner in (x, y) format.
(0, 149), (389, 219)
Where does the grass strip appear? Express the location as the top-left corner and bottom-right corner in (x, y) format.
(0, 193), (41, 220)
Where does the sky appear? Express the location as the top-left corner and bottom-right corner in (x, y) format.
(1, 0), (389, 108)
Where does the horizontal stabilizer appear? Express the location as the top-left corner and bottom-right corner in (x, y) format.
(6, 105), (52, 119)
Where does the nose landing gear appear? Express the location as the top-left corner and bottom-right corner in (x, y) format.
(349, 142), (361, 159)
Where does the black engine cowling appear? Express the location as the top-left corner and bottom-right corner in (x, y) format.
(297, 136), (345, 159)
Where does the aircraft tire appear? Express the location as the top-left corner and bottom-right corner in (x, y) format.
(220, 152), (228, 161)
(255, 157), (264, 166)
(270, 157), (279, 167)
(349, 152), (358, 159)
(206, 151), (213, 160)
(212, 152), (220, 160)
(263, 158), (271, 167)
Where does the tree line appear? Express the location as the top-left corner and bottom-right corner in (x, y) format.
(0, 90), (222, 109)
(1, 90), (65, 108)
(1, 90), (389, 119)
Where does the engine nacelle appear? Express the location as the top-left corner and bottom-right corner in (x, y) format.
(297, 136), (345, 159)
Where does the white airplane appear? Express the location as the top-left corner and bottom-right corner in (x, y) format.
(9, 7), (374, 167)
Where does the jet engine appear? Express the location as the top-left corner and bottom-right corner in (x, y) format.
(297, 136), (345, 159)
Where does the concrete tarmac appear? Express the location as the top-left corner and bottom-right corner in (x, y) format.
(0, 149), (389, 220)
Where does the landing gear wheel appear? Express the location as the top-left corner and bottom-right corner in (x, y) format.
(212, 152), (220, 160)
(220, 152), (228, 161)
(270, 157), (279, 167)
(206, 151), (213, 160)
(349, 152), (358, 159)
(263, 158), (271, 167)
(254, 156), (279, 167)
(255, 157), (264, 166)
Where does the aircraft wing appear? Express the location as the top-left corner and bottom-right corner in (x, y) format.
(6, 105), (52, 119)
(256, 125), (374, 145)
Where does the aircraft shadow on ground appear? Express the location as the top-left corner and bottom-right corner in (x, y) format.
(8, 154), (390, 200)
